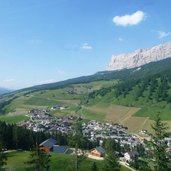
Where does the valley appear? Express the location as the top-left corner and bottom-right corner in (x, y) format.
(1, 2), (171, 170)
(1, 58), (171, 133)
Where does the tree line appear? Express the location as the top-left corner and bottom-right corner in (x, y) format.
(0, 121), (98, 151)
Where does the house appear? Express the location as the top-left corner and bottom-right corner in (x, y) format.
(90, 146), (105, 157)
(124, 151), (138, 163)
(51, 105), (65, 110)
(53, 145), (67, 153)
(39, 138), (57, 152)
(53, 145), (73, 154)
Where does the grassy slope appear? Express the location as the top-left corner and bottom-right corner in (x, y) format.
(5, 151), (130, 171)
(83, 82), (171, 132)
(0, 80), (116, 120)
(1, 78), (171, 133)
(114, 84), (171, 120)
(0, 115), (28, 124)
(86, 80), (171, 118)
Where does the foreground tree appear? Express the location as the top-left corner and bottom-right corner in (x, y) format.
(129, 143), (152, 171)
(91, 162), (98, 171)
(26, 147), (51, 171)
(130, 158), (152, 171)
(69, 121), (88, 171)
(0, 142), (7, 171)
(137, 159), (152, 171)
(0, 129), (7, 171)
(103, 139), (120, 171)
(149, 114), (171, 171)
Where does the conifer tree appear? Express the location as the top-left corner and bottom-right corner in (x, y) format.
(91, 162), (98, 171)
(26, 147), (51, 171)
(104, 139), (120, 171)
(73, 121), (86, 171)
(0, 135), (7, 170)
(150, 114), (171, 171)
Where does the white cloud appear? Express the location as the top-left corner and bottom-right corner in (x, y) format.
(118, 37), (124, 42)
(81, 43), (93, 50)
(113, 10), (145, 26)
(157, 31), (170, 39)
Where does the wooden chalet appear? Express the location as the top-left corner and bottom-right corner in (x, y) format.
(90, 146), (105, 157)
(39, 138), (57, 152)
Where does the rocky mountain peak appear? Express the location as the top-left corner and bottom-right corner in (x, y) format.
(107, 42), (171, 71)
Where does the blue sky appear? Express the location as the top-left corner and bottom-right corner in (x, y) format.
(0, 0), (171, 89)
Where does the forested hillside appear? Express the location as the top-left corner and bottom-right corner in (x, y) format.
(82, 60), (171, 120)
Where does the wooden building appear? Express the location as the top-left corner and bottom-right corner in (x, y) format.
(90, 146), (105, 157)
(39, 138), (57, 152)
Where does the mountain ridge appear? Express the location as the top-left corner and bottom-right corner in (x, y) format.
(108, 42), (171, 71)
(4, 57), (170, 97)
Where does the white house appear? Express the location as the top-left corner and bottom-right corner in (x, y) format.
(124, 151), (138, 163)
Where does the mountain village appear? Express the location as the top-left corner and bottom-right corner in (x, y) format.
(18, 107), (171, 166)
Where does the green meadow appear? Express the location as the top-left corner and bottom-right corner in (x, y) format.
(4, 151), (131, 171)
(0, 115), (28, 124)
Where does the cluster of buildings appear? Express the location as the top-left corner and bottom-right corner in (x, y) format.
(21, 108), (80, 133)
(20, 108), (171, 166)
(82, 120), (171, 163)
(82, 120), (140, 148)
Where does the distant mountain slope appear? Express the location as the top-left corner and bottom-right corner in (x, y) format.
(1, 57), (171, 105)
(24, 57), (171, 91)
(0, 88), (12, 95)
(108, 42), (171, 70)
(0, 57), (171, 134)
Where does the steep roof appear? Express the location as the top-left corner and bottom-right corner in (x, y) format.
(95, 146), (105, 154)
(53, 145), (73, 154)
(53, 145), (66, 153)
(39, 138), (57, 149)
